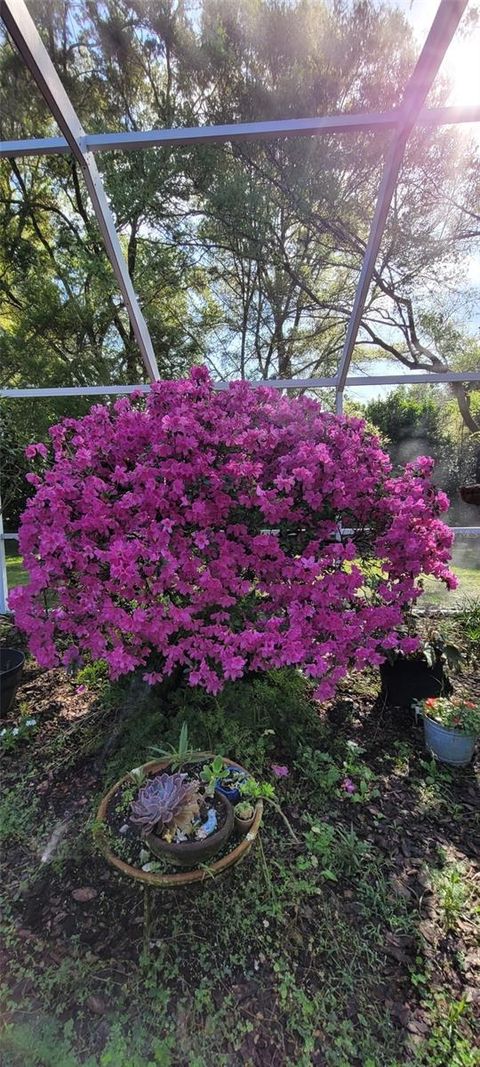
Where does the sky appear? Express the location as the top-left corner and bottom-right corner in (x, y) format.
(396, 0), (480, 110)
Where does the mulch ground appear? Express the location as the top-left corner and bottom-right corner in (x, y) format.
(1, 626), (479, 1065)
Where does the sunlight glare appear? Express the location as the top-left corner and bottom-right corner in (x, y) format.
(445, 27), (480, 106)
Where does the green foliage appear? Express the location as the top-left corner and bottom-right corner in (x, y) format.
(366, 389), (452, 459)
(295, 739), (379, 805)
(0, 709), (38, 752)
(1, 620), (479, 1065)
(105, 667), (322, 786)
(0, 781), (39, 845)
(199, 754), (230, 796)
(151, 722), (199, 771)
(456, 597), (480, 647)
(365, 386), (477, 525)
(303, 821), (372, 882)
(414, 995), (478, 1067)
(431, 858), (473, 932)
(75, 659), (110, 690)
(0, 1018), (176, 1067)
(234, 800), (254, 819)
(240, 777), (276, 802)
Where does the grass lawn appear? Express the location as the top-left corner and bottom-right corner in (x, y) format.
(421, 565), (480, 608)
(0, 628), (478, 1066)
(5, 546), (480, 609)
(4, 543), (28, 590)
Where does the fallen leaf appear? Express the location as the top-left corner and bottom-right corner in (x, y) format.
(407, 1016), (429, 1035)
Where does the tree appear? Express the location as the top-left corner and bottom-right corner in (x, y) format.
(364, 385), (479, 525)
(0, 0), (478, 417)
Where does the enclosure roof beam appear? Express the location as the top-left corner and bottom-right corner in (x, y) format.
(0, 0), (159, 382)
(335, 0), (471, 400)
(1, 104), (479, 159)
(2, 370), (480, 399)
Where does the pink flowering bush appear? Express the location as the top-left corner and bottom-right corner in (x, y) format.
(11, 368), (456, 701)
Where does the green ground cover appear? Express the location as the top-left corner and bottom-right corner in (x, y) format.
(0, 618), (478, 1066)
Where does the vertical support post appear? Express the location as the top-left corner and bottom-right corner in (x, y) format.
(0, 499), (9, 614)
(335, 0), (469, 394)
(335, 390), (344, 416)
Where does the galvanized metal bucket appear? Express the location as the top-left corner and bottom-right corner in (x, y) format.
(423, 714), (476, 767)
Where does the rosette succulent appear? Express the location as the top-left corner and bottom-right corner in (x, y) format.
(130, 772), (200, 837)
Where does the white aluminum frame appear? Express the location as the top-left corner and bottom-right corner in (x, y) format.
(0, 0), (479, 611)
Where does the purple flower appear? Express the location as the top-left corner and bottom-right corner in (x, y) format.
(25, 442), (47, 460)
(271, 764), (289, 778)
(340, 778), (357, 794)
(11, 368), (456, 694)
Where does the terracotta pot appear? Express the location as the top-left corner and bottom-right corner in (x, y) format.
(146, 789), (234, 868)
(234, 812), (255, 836)
(95, 754), (263, 888)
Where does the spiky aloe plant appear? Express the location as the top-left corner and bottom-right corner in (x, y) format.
(130, 772), (200, 837)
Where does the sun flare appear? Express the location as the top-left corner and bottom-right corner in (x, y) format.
(445, 27), (480, 106)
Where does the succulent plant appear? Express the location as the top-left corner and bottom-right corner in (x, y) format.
(130, 772), (200, 837)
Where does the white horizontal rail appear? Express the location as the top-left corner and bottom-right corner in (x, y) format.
(1, 104), (479, 159)
(2, 528), (478, 541)
(2, 370), (480, 399)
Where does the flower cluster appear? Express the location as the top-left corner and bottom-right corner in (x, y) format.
(420, 696), (480, 736)
(0, 717), (37, 751)
(271, 764), (289, 778)
(11, 367), (456, 700)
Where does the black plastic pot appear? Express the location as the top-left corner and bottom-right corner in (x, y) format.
(146, 791), (234, 868)
(0, 648), (25, 717)
(380, 657), (452, 708)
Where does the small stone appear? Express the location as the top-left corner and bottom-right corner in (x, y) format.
(72, 887), (97, 903)
(86, 995), (108, 1015)
(17, 928), (34, 941)
(119, 824), (129, 835)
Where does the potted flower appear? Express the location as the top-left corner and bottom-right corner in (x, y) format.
(234, 800), (256, 835)
(130, 769), (234, 868)
(415, 696), (480, 766)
